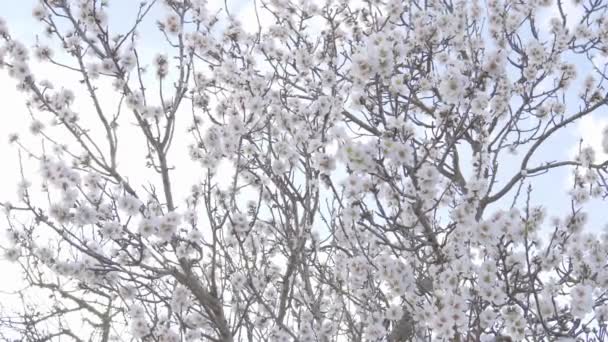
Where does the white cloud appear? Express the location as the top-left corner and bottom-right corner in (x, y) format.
(560, 114), (608, 189)
(573, 114), (608, 160)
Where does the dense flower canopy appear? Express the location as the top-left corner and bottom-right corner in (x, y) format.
(1, 0), (608, 341)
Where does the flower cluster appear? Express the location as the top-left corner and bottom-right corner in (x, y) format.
(2, 0), (608, 341)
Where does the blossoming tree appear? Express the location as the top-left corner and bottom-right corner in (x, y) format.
(2, 0), (608, 340)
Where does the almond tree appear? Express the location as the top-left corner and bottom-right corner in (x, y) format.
(2, 0), (608, 341)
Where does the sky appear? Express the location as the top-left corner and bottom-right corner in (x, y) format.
(0, 0), (253, 320)
(0, 0), (608, 330)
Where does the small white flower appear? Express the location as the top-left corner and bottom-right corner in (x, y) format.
(3, 246), (21, 262)
(385, 305), (403, 320)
